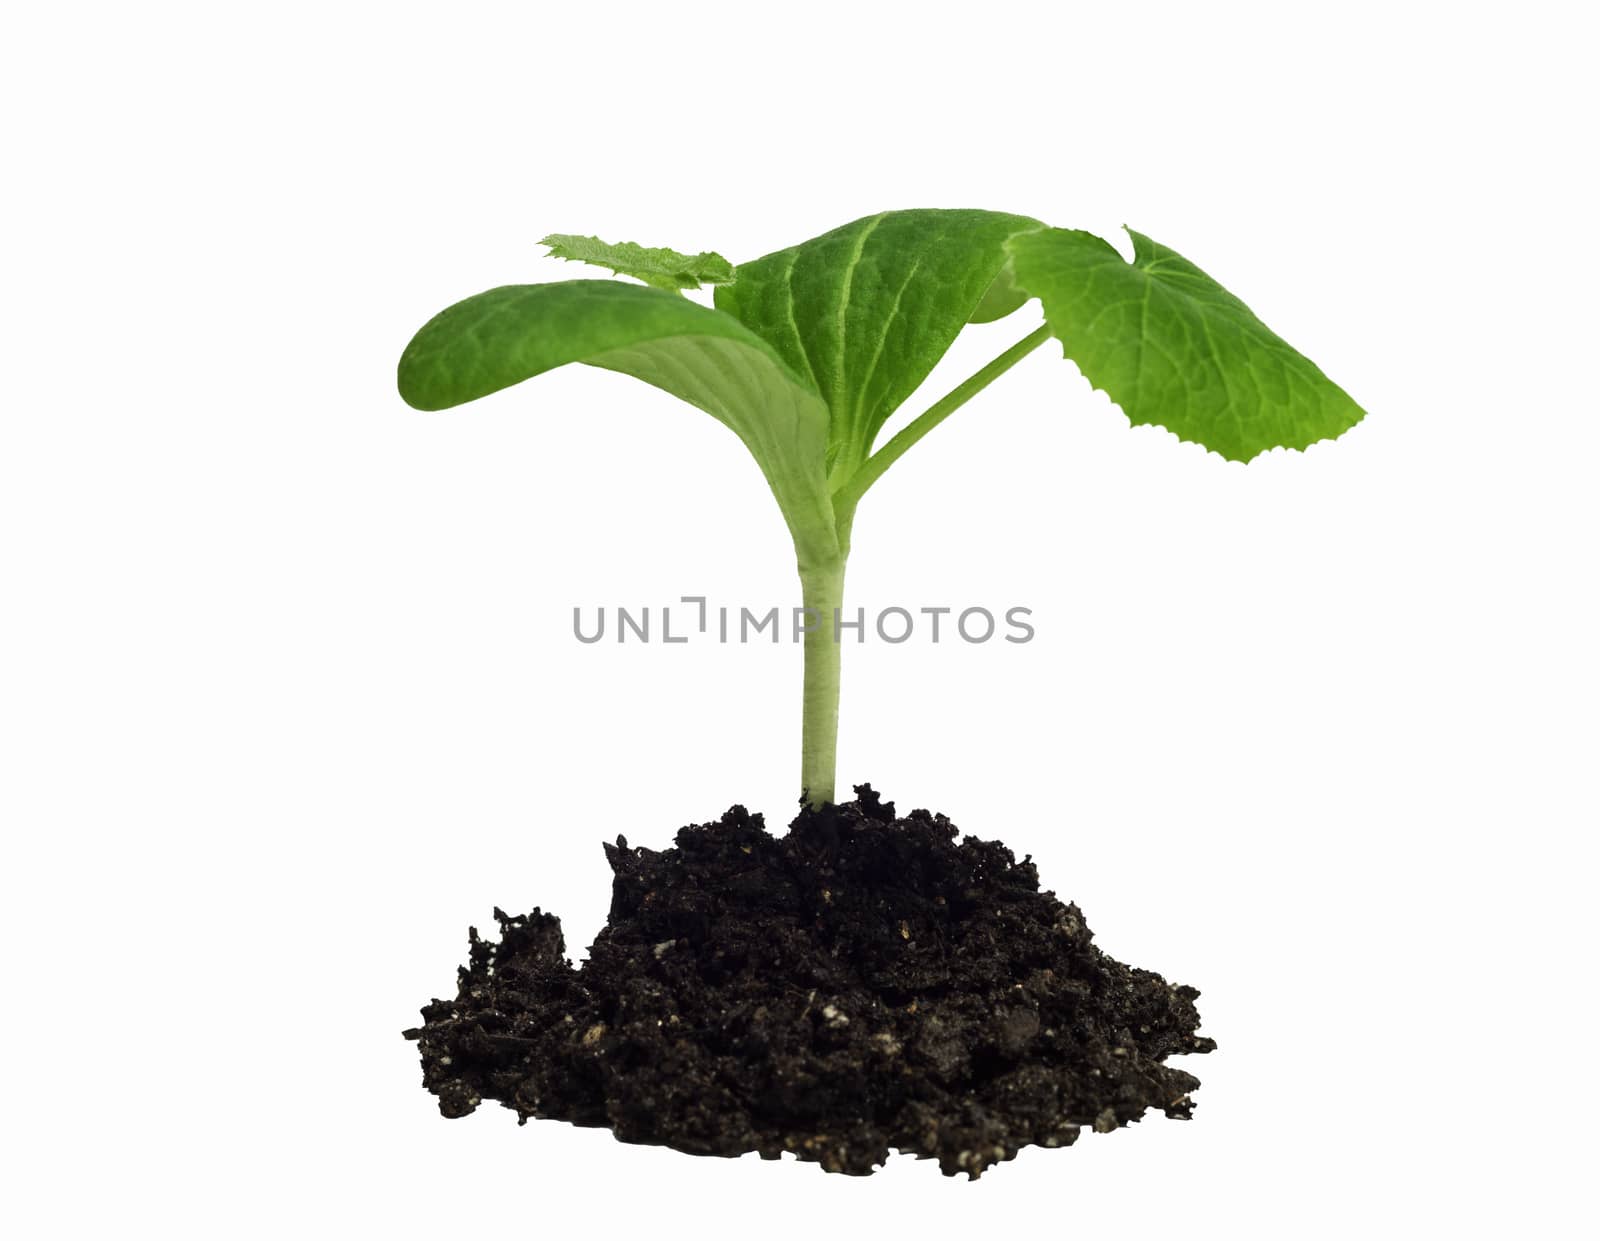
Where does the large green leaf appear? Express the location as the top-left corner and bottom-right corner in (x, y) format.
(714, 209), (1044, 481)
(397, 279), (838, 564)
(968, 257), (1028, 324)
(1007, 227), (1365, 461)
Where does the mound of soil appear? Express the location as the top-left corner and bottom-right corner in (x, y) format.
(404, 786), (1213, 1178)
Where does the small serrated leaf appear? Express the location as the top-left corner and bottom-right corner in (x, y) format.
(1008, 227), (1365, 462)
(541, 234), (735, 291)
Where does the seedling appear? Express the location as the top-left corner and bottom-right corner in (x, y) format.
(398, 210), (1364, 805)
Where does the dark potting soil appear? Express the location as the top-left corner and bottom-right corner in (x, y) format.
(404, 786), (1214, 1178)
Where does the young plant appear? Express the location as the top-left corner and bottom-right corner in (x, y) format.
(398, 211), (1364, 805)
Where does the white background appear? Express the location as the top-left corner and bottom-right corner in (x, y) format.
(4, 2), (1595, 1236)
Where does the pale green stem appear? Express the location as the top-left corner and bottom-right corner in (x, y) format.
(796, 323), (1052, 808)
(798, 558), (847, 807)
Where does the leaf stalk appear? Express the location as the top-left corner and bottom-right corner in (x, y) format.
(832, 324), (1052, 531)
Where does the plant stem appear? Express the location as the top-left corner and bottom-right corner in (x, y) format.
(797, 324), (1051, 808)
(832, 324), (1053, 532)
(798, 558), (847, 808)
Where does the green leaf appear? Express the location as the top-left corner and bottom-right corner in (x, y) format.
(541, 234), (734, 291)
(714, 209), (1044, 480)
(967, 257), (1029, 324)
(1006, 227), (1365, 462)
(398, 280), (837, 564)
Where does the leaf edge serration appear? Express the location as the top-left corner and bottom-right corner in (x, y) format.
(1006, 224), (1367, 464)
